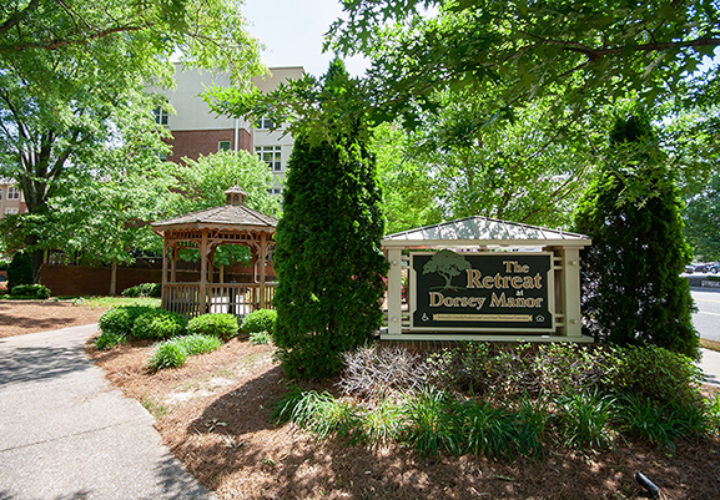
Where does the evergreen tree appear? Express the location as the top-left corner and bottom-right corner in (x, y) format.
(272, 60), (387, 378)
(8, 252), (33, 289)
(574, 114), (698, 358)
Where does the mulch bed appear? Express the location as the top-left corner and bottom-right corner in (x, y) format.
(0, 300), (106, 338)
(87, 338), (720, 499)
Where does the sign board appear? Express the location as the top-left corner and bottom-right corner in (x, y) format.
(410, 251), (554, 332)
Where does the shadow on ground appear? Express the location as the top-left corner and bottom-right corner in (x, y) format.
(0, 344), (88, 385)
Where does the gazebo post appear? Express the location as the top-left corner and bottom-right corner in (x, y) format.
(259, 233), (267, 310)
(170, 245), (178, 283)
(161, 240), (168, 286)
(199, 229), (208, 315)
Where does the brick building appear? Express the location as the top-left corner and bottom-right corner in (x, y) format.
(0, 178), (27, 220)
(156, 64), (304, 194)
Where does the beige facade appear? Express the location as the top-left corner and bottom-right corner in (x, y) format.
(157, 65), (304, 194)
(0, 179), (26, 220)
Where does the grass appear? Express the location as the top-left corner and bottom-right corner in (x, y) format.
(141, 396), (168, 418)
(64, 296), (161, 308)
(700, 338), (720, 353)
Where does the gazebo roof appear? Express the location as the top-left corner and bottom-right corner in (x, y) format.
(152, 186), (277, 235)
(382, 216), (590, 247)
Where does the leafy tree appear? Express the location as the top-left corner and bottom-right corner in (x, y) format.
(574, 114), (698, 358)
(684, 172), (720, 260)
(167, 150), (278, 217)
(0, 0), (262, 279)
(271, 60), (387, 379)
(370, 122), (442, 233)
(423, 250), (470, 289)
(330, 0), (720, 126)
(7, 251), (32, 289)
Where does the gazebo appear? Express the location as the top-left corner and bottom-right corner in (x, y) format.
(151, 186), (278, 318)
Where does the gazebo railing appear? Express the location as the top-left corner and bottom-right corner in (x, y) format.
(162, 282), (277, 319)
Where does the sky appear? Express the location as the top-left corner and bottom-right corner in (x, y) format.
(242, 0), (371, 77)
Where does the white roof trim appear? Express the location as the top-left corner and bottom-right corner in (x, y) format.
(382, 216), (591, 247)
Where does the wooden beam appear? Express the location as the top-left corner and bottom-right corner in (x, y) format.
(170, 244), (178, 283)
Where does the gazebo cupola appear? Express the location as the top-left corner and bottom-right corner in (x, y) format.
(225, 185), (247, 206)
(152, 186), (278, 318)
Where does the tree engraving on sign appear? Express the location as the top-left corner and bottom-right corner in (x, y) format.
(422, 249), (471, 289)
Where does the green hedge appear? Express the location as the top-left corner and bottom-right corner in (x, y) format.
(99, 306), (157, 336)
(10, 284), (51, 299)
(187, 313), (238, 340)
(132, 310), (187, 340)
(121, 283), (161, 298)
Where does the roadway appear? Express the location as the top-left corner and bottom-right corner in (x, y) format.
(692, 288), (720, 341)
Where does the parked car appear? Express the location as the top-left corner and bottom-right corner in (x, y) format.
(708, 263), (720, 274)
(693, 263), (709, 273)
(685, 265), (695, 273)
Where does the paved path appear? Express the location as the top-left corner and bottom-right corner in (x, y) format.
(700, 348), (720, 387)
(0, 324), (214, 500)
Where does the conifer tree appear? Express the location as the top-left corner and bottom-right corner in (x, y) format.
(574, 114), (698, 358)
(272, 60), (387, 378)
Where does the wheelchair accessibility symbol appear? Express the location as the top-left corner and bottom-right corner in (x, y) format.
(535, 315), (545, 322)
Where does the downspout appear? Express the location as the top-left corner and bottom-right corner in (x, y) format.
(234, 118), (239, 152)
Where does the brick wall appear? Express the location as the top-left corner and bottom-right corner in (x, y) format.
(167, 128), (252, 163)
(40, 264), (276, 296)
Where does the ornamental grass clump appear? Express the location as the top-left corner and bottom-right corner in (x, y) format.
(148, 341), (188, 372)
(188, 313), (239, 340)
(552, 391), (615, 449)
(147, 334), (221, 372)
(132, 309), (187, 340)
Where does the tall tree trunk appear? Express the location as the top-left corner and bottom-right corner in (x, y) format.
(109, 261), (117, 296)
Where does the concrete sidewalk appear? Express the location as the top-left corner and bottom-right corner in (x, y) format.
(0, 324), (214, 500)
(700, 347), (720, 387)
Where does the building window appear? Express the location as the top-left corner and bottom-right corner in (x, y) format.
(255, 145), (282, 171)
(256, 116), (274, 129)
(7, 187), (19, 200)
(0, 187), (3, 200)
(267, 188), (282, 195)
(5, 207), (18, 215)
(153, 106), (168, 125)
(218, 140), (231, 152)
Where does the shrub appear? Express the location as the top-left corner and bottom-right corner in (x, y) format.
(271, 61), (387, 379)
(574, 114), (698, 358)
(132, 309), (187, 340)
(10, 284), (51, 299)
(177, 334), (222, 356)
(188, 313), (238, 340)
(532, 343), (606, 396)
(99, 306), (157, 336)
(601, 345), (702, 405)
(552, 391), (615, 449)
(121, 282), (161, 298)
(8, 252), (33, 289)
(93, 331), (127, 350)
(249, 331), (271, 345)
(148, 341), (188, 371)
(339, 345), (433, 401)
(241, 309), (277, 334)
